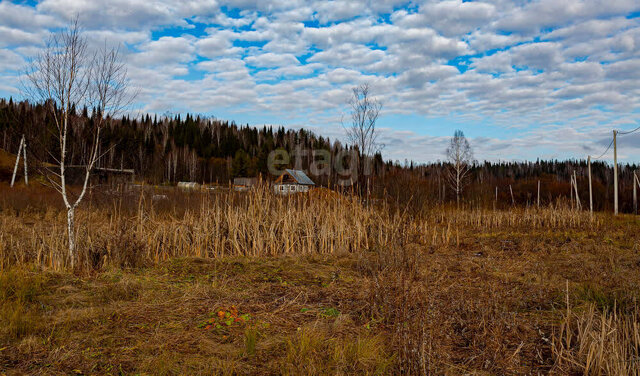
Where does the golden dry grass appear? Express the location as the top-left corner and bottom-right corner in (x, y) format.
(0, 182), (639, 375)
(0, 183), (600, 270)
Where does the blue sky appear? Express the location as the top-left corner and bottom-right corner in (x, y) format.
(1, 0), (640, 163)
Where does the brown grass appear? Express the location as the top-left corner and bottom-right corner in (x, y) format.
(0, 183), (600, 271)
(553, 288), (640, 375)
(0, 182), (639, 374)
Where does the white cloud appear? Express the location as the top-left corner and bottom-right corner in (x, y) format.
(0, 26), (45, 48)
(397, 65), (459, 88)
(495, 0), (640, 34)
(313, 1), (364, 23)
(392, 1), (496, 37)
(196, 33), (244, 58)
(0, 2), (59, 31)
(0, 49), (25, 73)
(605, 59), (640, 80)
(559, 61), (605, 83)
(37, 0), (220, 30)
(245, 52), (300, 67)
(466, 31), (525, 52)
(1, 0), (640, 162)
(511, 42), (563, 70)
(324, 68), (364, 84)
(308, 44), (386, 68)
(131, 36), (196, 66)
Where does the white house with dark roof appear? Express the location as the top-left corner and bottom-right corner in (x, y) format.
(273, 169), (315, 194)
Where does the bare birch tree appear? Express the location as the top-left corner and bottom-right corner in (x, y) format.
(446, 130), (473, 207)
(344, 83), (382, 190)
(24, 18), (132, 268)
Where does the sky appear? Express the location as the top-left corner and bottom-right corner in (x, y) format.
(1, 0), (640, 163)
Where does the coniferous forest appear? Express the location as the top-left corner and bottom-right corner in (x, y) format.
(1, 97), (639, 212)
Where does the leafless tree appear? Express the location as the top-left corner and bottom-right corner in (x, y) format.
(344, 83), (382, 189)
(446, 130), (474, 207)
(24, 18), (132, 268)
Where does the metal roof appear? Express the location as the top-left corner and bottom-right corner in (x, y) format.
(284, 169), (315, 185)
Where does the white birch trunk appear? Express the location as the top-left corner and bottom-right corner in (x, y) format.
(456, 167), (460, 208)
(67, 207), (76, 268)
(10, 136), (24, 187)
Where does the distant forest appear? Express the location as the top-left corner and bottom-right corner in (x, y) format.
(2, 97), (640, 212)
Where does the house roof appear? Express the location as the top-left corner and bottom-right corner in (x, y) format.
(284, 169), (315, 185)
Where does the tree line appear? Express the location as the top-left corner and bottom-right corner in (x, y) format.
(2, 97), (640, 212)
(0, 97), (383, 186)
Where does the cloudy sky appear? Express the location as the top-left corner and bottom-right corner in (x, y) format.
(1, 0), (640, 163)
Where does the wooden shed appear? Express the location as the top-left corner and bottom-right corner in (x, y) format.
(62, 166), (135, 187)
(233, 177), (257, 191)
(274, 169), (315, 194)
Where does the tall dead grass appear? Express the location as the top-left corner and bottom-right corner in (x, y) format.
(2, 182), (638, 374)
(553, 300), (640, 375)
(429, 203), (600, 229)
(0, 183), (602, 271)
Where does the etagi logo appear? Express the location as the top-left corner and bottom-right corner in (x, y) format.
(267, 149), (373, 186)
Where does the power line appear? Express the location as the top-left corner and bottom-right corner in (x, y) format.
(591, 137), (614, 160)
(587, 124), (638, 161)
(617, 125), (640, 135)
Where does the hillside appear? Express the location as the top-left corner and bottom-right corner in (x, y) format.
(2, 97), (640, 212)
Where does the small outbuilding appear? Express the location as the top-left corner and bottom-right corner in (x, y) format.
(60, 165), (135, 187)
(177, 181), (199, 190)
(233, 177), (257, 191)
(274, 169), (315, 194)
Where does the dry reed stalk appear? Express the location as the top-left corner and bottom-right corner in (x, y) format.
(0, 185), (604, 270)
(553, 293), (640, 375)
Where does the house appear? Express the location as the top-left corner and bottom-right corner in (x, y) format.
(60, 165), (135, 187)
(92, 167), (135, 187)
(233, 177), (257, 191)
(274, 169), (315, 194)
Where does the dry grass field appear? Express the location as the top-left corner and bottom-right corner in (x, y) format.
(1, 182), (640, 375)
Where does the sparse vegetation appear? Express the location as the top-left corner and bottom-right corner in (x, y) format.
(553, 300), (640, 375)
(1, 182), (639, 374)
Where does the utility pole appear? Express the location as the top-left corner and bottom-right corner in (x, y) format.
(614, 130), (618, 215)
(573, 171), (581, 210)
(509, 184), (515, 206)
(570, 176), (574, 210)
(588, 156), (593, 215)
(22, 135), (28, 186)
(10, 135), (25, 187)
(495, 186), (497, 210)
(537, 180), (540, 208)
(634, 171), (639, 215)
